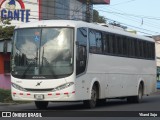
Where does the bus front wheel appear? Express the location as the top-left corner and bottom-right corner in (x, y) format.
(83, 85), (97, 108)
(35, 101), (48, 109)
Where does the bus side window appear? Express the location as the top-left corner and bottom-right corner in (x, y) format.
(103, 33), (109, 54)
(76, 28), (87, 75)
(89, 30), (102, 54)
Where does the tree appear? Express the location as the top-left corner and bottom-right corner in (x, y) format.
(0, 17), (14, 39)
(109, 21), (127, 29)
(93, 9), (106, 23)
(0, 18), (11, 25)
(0, 26), (15, 39)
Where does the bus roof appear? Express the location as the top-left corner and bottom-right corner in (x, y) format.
(15, 20), (154, 42)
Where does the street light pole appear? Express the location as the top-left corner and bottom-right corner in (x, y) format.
(86, 0), (91, 22)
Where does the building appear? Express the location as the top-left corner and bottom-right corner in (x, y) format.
(40, 0), (87, 21)
(0, 0), (110, 26)
(153, 35), (160, 69)
(153, 35), (160, 66)
(0, 38), (11, 89)
(0, 0), (39, 26)
(153, 35), (160, 85)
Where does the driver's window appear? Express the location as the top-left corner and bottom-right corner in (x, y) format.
(76, 28), (87, 75)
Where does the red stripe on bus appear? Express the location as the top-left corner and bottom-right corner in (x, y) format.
(56, 93), (60, 95)
(72, 91), (75, 94)
(64, 92), (69, 95)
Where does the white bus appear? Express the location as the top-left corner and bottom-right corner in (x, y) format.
(11, 20), (157, 109)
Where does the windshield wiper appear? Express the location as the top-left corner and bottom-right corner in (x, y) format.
(42, 56), (56, 78)
(21, 61), (35, 78)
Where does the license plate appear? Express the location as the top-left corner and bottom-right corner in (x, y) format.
(34, 94), (44, 100)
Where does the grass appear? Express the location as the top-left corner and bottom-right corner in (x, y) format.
(0, 89), (30, 104)
(0, 89), (12, 103)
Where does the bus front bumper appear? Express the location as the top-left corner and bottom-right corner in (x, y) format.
(11, 87), (77, 101)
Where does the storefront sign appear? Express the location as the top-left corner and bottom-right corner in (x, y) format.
(0, 0), (30, 22)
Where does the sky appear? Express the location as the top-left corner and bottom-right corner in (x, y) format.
(93, 0), (160, 36)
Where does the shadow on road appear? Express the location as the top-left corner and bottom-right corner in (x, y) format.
(20, 90), (160, 111)
(24, 98), (150, 111)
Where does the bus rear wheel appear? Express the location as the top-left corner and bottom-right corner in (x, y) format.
(83, 85), (97, 108)
(127, 84), (143, 103)
(97, 99), (106, 106)
(134, 84), (143, 103)
(35, 101), (48, 109)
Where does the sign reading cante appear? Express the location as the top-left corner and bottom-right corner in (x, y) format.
(0, 0), (30, 22)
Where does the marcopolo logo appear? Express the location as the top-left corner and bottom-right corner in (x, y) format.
(0, 0), (30, 22)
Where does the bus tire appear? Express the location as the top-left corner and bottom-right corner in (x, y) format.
(97, 99), (106, 106)
(133, 84), (143, 103)
(35, 101), (48, 109)
(83, 85), (97, 108)
(127, 84), (143, 103)
(127, 97), (133, 103)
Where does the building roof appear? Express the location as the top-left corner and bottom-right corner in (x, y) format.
(78, 0), (110, 4)
(153, 35), (160, 41)
(92, 0), (110, 4)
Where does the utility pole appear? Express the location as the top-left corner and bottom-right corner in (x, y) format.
(86, 0), (92, 22)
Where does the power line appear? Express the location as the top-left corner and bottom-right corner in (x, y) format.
(100, 9), (160, 30)
(94, 6), (160, 30)
(105, 17), (160, 35)
(110, 0), (136, 6)
(94, 6), (160, 33)
(95, 9), (160, 20)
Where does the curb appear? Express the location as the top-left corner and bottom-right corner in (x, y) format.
(151, 89), (160, 95)
(0, 103), (17, 106)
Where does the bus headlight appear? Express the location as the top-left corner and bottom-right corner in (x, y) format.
(52, 82), (74, 92)
(12, 83), (27, 92)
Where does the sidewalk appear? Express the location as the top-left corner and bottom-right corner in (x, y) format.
(155, 89), (160, 93)
(0, 102), (16, 106)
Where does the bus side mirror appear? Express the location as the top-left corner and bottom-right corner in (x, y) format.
(11, 36), (13, 40)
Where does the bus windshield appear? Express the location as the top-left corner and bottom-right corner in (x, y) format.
(12, 28), (74, 79)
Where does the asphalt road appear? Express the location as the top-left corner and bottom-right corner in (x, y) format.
(1, 90), (160, 111)
(0, 90), (160, 119)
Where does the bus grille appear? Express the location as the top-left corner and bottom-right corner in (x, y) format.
(25, 88), (53, 92)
